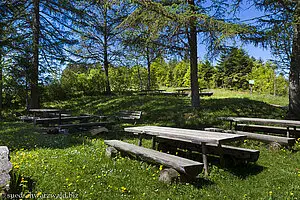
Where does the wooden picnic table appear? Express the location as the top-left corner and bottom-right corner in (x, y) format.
(140, 89), (166, 93)
(124, 126), (246, 175)
(222, 117), (300, 137)
(29, 109), (62, 124)
(174, 88), (213, 96)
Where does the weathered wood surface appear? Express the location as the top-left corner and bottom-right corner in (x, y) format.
(156, 136), (260, 163)
(59, 121), (113, 128)
(29, 108), (61, 112)
(104, 140), (203, 177)
(231, 130), (295, 146)
(161, 92), (188, 96)
(222, 117), (300, 127)
(236, 124), (300, 136)
(117, 110), (142, 120)
(34, 115), (94, 124)
(124, 126), (246, 144)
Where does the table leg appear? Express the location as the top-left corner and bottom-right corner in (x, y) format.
(202, 142), (208, 176)
(218, 143), (225, 167)
(58, 111), (62, 125)
(138, 134), (143, 146)
(152, 136), (156, 149)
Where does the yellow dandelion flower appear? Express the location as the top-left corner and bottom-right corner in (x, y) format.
(269, 191), (273, 196)
(121, 186), (128, 193)
(159, 165), (163, 171)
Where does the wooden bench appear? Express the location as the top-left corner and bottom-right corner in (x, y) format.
(156, 136), (259, 166)
(58, 121), (113, 129)
(205, 127), (295, 146)
(220, 117), (300, 138)
(231, 130), (296, 146)
(116, 111), (142, 124)
(236, 124), (300, 137)
(34, 115), (94, 125)
(104, 140), (203, 177)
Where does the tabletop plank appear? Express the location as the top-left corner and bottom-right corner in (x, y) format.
(124, 126), (246, 144)
(29, 109), (61, 112)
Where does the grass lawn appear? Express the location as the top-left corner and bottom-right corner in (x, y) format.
(2, 89), (300, 199)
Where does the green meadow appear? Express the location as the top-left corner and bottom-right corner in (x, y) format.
(2, 89), (300, 200)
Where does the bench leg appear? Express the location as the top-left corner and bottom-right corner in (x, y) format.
(202, 142), (208, 176)
(287, 127), (290, 138)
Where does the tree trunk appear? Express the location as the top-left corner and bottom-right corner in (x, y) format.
(103, 6), (111, 94)
(137, 66), (143, 90)
(288, 4), (300, 119)
(187, 0), (200, 107)
(146, 47), (151, 90)
(30, 0), (40, 108)
(0, 56), (2, 119)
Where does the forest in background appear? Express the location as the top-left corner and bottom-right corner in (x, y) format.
(1, 0), (300, 118)
(1, 47), (289, 109)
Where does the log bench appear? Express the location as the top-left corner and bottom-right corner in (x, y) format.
(104, 140), (203, 178)
(156, 136), (259, 166)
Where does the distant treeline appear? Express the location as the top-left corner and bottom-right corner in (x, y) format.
(42, 48), (288, 101)
(2, 48), (288, 108)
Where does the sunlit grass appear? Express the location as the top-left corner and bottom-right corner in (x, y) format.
(2, 90), (299, 199)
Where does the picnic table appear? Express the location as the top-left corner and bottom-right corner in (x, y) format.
(124, 126), (246, 175)
(222, 117), (300, 137)
(174, 88), (213, 96)
(140, 89), (166, 93)
(29, 109), (63, 124)
(174, 88), (191, 95)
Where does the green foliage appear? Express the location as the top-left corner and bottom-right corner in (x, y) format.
(250, 61), (288, 96)
(198, 60), (217, 89)
(216, 48), (253, 90)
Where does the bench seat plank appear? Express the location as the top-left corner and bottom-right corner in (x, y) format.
(232, 130), (295, 146)
(59, 122), (113, 128)
(35, 115), (94, 124)
(104, 140), (203, 177)
(118, 111), (142, 120)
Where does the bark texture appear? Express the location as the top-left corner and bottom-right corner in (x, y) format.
(30, 0), (40, 108)
(289, 4), (300, 119)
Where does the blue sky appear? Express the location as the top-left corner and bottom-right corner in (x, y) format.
(198, 1), (273, 62)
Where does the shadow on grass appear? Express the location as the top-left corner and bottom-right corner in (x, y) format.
(189, 177), (214, 189)
(225, 163), (265, 179)
(2, 95), (288, 151)
(43, 95), (288, 131)
(0, 122), (93, 152)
